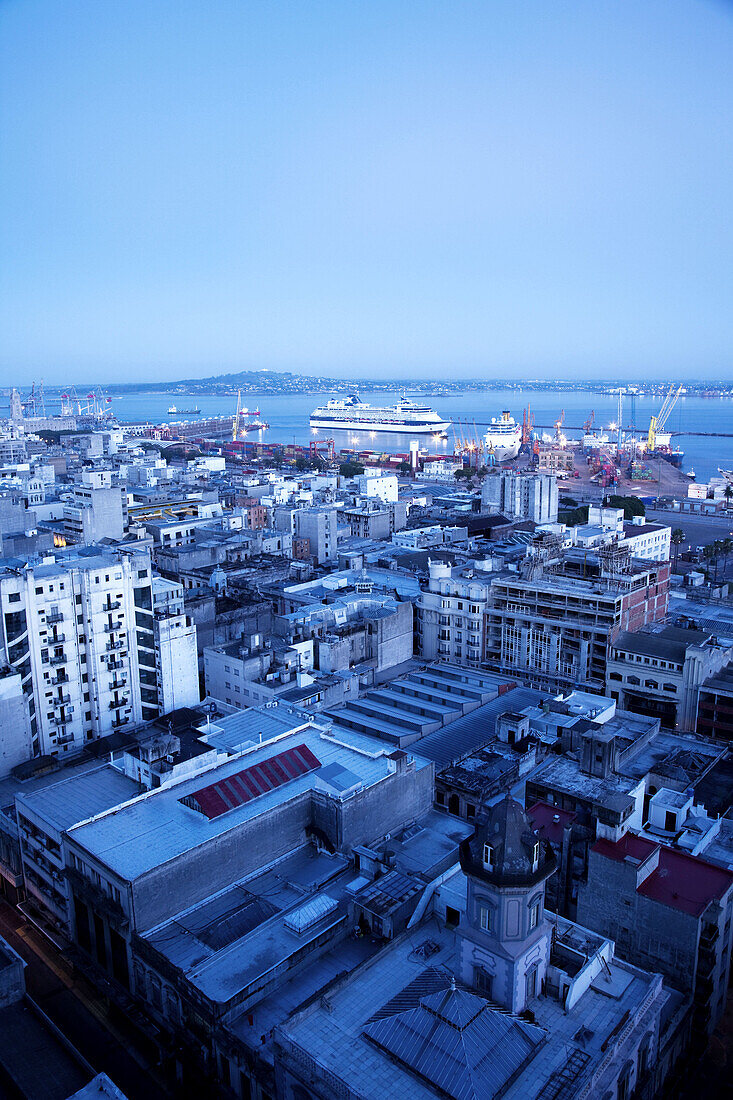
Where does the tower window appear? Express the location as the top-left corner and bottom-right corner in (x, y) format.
(532, 842), (540, 868)
(479, 905), (493, 932)
(529, 901), (540, 930)
(482, 844), (494, 868)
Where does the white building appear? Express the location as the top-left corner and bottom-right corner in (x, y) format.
(151, 577), (200, 712)
(0, 548), (149, 758)
(0, 669), (33, 777)
(482, 470), (558, 524)
(417, 560), (492, 667)
(0, 548), (198, 763)
(63, 468), (128, 544)
(355, 473), (398, 503)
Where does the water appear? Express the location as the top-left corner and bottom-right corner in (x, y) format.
(109, 388), (733, 482)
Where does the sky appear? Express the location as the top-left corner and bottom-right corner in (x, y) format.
(1, 0), (732, 386)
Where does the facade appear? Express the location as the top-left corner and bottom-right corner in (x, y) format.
(416, 560), (491, 667)
(63, 468), (128, 544)
(0, 669), (33, 777)
(697, 662), (733, 742)
(0, 548), (152, 758)
(150, 577), (200, 713)
(293, 507), (338, 564)
(484, 554), (670, 692)
(482, 469), (558, 524)
(607, 625), (732, 730)
(577, 832), (733, 1041)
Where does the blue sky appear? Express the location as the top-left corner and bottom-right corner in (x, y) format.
(1, 0), (732, 384)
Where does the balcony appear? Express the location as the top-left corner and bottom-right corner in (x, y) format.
(48, 632), (65, 645)
(108, 696), (129, 711)
(106, 658), (124, 670)
(46, 610), (63, 624)
(111, 718), (128, 729)
(50, 674), (68, 686)
(49, 653), (66, 666)
(102, 599), (120, 612)
(109, 676), (127, 690)
(53, 693), (71, 707)
(700, 925), (719, 950)
(103, 622), (124, 635)
(105, 640), (124, 652)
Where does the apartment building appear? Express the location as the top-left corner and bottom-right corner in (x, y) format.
(292, 507), (338, 565)
(416, 559), (491, 667)
(481, 469), (559, 523)
(63, 468), (128, 544)
(577, 833), (733, 1041)
(484, 552), (670, 692)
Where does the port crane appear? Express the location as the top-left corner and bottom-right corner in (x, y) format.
(647, 384), (682, 452)
(582, 410), (595, 433)
(521, 405), (534, 445)
(554, 409), (565, 444)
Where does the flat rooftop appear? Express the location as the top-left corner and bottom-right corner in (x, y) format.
(15, 765), (139, 833)
(68, 723), (427, 881)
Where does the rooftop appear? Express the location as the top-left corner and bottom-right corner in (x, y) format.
(67, 722), (425, 881)
(277, 914), (662, 1100)
(591, 834), (733, 917)
(613, 625), (712, 662)
(13, 765), (140, 833)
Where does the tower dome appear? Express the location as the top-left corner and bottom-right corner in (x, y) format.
(460, 795), (555, 887)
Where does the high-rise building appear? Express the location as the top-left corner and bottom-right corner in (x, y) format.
(482, 470), (558, 524)
(0, 547), (196, 759)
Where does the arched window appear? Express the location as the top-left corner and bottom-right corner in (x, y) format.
(609, 672), (622, 682)
(645, 679), (657, 689)
(627, 675), (640, 686)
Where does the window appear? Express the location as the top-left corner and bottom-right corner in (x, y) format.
(529, 901), (540, 930)
(479, 905), (493, 932)
(663, 683), (677, 693)
(525, 967), (537, 1001)
(532, 841), (540, 867)
(474, 966), (493, 997)
(8, 593), (20, 604)
(482, 843), (494, 868)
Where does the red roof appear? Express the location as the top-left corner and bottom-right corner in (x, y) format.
(182, 743), (321, 820)
(592, 834), (733, 917)
(527, 801), (577, 845)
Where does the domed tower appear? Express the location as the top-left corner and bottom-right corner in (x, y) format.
(458, 795), (556, 1013)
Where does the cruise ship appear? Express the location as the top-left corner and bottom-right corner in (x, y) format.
(484, 411), (522, 462)
(310, 394), (449, 436)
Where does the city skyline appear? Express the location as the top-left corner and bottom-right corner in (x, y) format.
(1, 1), (732, 385)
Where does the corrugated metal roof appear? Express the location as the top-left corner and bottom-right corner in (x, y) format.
(364, 983), (545, 1100)
(414, 688), (544, 767)
(182, 743), (321, 819)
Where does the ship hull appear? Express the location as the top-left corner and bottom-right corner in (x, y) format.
(310, 417), (449, 434)
(484, 432), (521, 462)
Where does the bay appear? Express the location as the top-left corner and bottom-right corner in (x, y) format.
(109, 387), (733, 483)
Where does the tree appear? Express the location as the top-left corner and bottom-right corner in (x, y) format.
(339, 460), (365, 478)
(397, 461), (412, 475)
(294, 455), (311, 471)
(721, 537), (733, 580)
(725, 485), (733, 510)
(703, 542), (719, 584)
(606, 494), (645, 520)
(671, 528), (686, 569)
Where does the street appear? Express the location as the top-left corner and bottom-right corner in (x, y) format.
(0, 901), (169, 1100)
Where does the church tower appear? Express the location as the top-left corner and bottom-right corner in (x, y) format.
(458, 796), (556, 1013)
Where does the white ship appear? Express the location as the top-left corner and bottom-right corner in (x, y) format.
(310, 394), (449, 435)
(484, 410), (522, 462)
